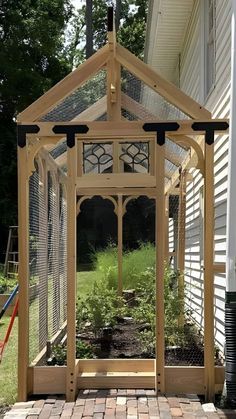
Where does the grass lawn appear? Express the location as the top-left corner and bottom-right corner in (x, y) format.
(0, 316), (18, 407)
(0, 271), (97, 408)
(77, 270), (100, 299)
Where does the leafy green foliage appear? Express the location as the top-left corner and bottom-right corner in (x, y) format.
(93, 242), (156, 289)
(77, 277), (125, 336)
(0, 0), (73, 260)
(118, 0), (148, 58)
(67, 0), (148, 67)
(0, 275), (18, 294)
(49, 339), (93, 365)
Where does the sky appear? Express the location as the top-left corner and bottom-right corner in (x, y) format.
(71, 0), (84, 10)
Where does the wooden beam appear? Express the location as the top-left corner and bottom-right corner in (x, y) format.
(107, 48), (121, 120)
(213, 263), (225, 273)
(17, 45), (109, 122)
(66, 143), (77, 401)
(29, 362), (225, 395)
(20, 120), (228, 137)
(177, 170), (187, 327)
(116, 43), (211, 119)
(76, 187), (157, 196)
(77, 173), (156, 188)
(204, 141), (215, 401)
(73, 96), (107, 121)
(117, 195), (123, 296)
(121, 93), (189, 150)
(155, 142), (165, 393)
(78, 359), (154, 372)
(17, 145), (29, 401)
(29, 366), (66, 394)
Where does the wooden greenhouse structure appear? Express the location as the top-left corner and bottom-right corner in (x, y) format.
(17, 9), (229, 402)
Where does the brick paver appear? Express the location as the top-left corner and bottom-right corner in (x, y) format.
(3, 390), (236, 418)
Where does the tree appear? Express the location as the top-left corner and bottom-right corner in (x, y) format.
(68, 0), (148, 67)
(86, 0), (93, 58)
(0, 0), (73, 260)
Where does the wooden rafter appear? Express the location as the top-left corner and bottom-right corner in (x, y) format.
(74, 95), (107, 121)
(17, 44), (109, 122)
(116, 43), (211, 119)
(121, 93), (189, 150)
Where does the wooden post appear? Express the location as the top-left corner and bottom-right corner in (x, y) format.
(17, 144), (29, 401)
(117, 194), (123, 296)
(66, 142), (77, 401)
(107, 15), (121, 122)
(177, 170), (187, 327)
(204, 142), (215, 401)
(155, 141), (165, 393)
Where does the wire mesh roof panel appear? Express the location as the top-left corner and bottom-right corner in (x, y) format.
(41, 70), (107, 122)
(121, 67), (189, 120)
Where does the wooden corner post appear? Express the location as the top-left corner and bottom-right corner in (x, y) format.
(17, 135), (30, 401)
(177, 170), (187, 327)
(204, 140), (215, 401)
(66, 140), (77, 401)
(155, 141), (166, 394)
(191, 121), (229, 401)
(117, 194), (123, 296)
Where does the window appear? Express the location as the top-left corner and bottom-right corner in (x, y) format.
(203, 0), (216, 98)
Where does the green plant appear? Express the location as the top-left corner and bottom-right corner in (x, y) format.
(49, 343), (66, 366)
(49, 340), (93, 366)
(93, 242), (156, 290)
(85, 279), (123, 336)
(76, 340), (93, 359)
(0, 275), (18, 294)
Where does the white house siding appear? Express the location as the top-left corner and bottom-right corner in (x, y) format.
(179, 0), (231, 354)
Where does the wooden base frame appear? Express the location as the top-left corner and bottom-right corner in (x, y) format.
(28, 360), (225, 396)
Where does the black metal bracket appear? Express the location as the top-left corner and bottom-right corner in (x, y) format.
(52, 125), (89, 148)
(143, 122), (180, 146)
(17, 125), (40, 148)
(107, 6), (114, 32)
(192, 121), (229, 145)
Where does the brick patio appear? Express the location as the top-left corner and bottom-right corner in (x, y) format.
(3, 390), (236, 419)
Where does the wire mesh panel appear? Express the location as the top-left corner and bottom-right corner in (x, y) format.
(28, 154), (67, 365)
(41, 70), (106, 121)
(165, 173), (205, 367)
(29, 162), (48, 362)
(121, 67), (188, 120)
(59, 184), (67, 326)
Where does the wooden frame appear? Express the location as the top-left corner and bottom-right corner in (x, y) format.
(17, 22), (229, 402)
(28, 362), (225, 395)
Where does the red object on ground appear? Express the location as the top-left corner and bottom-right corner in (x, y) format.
(0, 298), (18, 361)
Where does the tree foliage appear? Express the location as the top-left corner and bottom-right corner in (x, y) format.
(0, 0), (73, 258)
(67, 0), (148, 67)
(0, 0), (148, 260)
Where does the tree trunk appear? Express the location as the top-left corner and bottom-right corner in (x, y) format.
(115, 0), (122, 32)
(86, 0), (93, 59)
